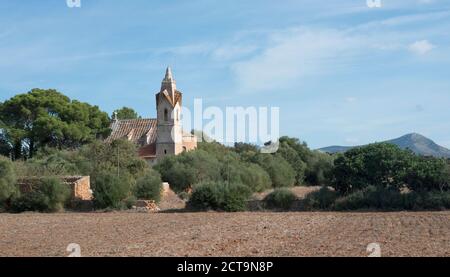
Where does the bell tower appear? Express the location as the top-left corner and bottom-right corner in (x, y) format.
(156, 67), (183, 159)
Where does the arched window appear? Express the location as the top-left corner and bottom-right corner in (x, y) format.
(164, 149), (167, 155)
(164, 109), (168, 121)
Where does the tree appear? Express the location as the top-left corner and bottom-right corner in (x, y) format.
(155, 150), (221, 192)
(304, 151), (334, 186)
(238, 163), (272, 192)
(113, 107), (140, 120)
(331, 143), (412, 195)
(277, 140), (307, 185)
(276, 136), (335, 186)
(134, 169), (163, 202)
(234, 142), (259, 154)
(405, 157), (450, 192)
(78, 139), (148, 180)
(0, 89), (110, 159)
(255, 154), (296, 188)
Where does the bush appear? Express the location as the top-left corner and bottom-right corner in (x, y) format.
(189, 182), (251, 212)
(256, 155), (296, 188)
(302, 186), (338, 210)
(134, 170), (162, 203)
(92, 172), (132, 209)
(155, 150), (221, 192)
(10, 177), (70, 213)
(0, 157), (17, 205)
(239, 163), (272, 192)
(415, 191), (450, 210)
(39, 177), (71, 211)
(264, 188), (296, 210)
(334, 186), (404, 211)
(305, 152), (335, 186)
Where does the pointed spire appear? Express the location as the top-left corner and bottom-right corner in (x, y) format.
(164, 66), (173, 81)
(161, 66), (177, 104)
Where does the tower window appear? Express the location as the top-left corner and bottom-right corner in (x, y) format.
(164, 149), (167, 154)
(164, 109), (168, 121)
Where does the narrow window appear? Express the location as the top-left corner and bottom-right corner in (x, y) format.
(164, 109), (168, 121)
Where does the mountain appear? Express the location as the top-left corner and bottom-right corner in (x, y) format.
(318, 133), (450, 158)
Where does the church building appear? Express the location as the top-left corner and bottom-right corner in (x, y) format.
(105, 67), (197, 164)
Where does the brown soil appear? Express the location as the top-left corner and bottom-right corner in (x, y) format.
(158, 187), (186, 210)
(0, 212), (448, 257)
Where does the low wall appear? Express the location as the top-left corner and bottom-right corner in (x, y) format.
(17, 176), (93, 201)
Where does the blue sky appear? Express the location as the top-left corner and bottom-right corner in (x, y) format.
(0, 0), (450, 149)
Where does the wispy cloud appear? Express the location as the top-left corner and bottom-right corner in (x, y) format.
(226, 9), (449, 93)
(231, 28), (367, 92)
(408, 40), (435, 55)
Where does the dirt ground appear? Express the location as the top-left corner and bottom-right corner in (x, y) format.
(0, 211), (448, 257)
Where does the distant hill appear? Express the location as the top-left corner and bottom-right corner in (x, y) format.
(318, 133), (450, 158)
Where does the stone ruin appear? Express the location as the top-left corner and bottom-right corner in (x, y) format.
(17, 176), (93, 208)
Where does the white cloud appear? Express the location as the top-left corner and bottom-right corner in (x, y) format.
(231, 28), (367, 92)
(408, 40), (435, 55)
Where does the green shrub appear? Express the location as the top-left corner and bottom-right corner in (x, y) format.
(92, 172), (132, 209)
(239, 163), (272, 192)
(418, 191), (450, 210)
(189, 181), (251, 212)
(10, 177), (70, 213)
(264, 188), (296, 210)
(0, 157), (17, 205)
(10, 192), (48, 212)
(134, 169), (162, 203)
(155, 150), (221, 192)
(256, 155), (296, 188)
(302, 186), (338, 210)
(39, 177), (71, 211)
(334, 186), (405, 211)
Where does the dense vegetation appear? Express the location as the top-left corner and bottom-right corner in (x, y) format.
(304, 143), (450, 211)
(1, 89), (449, 212)
(0, 89), (110, 159)
(10, 177), (70, 213)
(264, 188), (296, 210)
(189, 181), (251, 212)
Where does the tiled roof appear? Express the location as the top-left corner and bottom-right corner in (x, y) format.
(138, 143), (156, 158)
(105, 118), (157, 146)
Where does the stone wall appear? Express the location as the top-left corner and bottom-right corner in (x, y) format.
(17, 176), (93, 201)
(69, 176), (93, 201)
